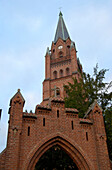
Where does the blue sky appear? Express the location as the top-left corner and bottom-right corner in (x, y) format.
(0, 0), (112, 152)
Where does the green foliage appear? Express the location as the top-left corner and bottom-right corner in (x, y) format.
(64, 64), (112, 160)
(104, 106), (112, 160)
(64, 77), (89, 118)
(64, 64), (112, 116)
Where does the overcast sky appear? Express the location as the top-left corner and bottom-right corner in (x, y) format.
(0, 0), (112, 152)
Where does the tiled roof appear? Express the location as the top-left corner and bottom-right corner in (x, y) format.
(36, 105), (51, 110)
(10, 89), (25, 106)
(23, 113), (37, 119)
(79, 118), (93, 124)
(65, 108), (78, 113)
(51, 97), (65, 103)
(54, 12), (70, 43)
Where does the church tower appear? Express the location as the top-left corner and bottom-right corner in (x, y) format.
(0, 12), (111, 170)
(42, 12), (82, 105)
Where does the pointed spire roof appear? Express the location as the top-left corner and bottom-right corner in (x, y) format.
(84, 100), (103, 118)
(10, 89), (25, 106)
(54, 12), (70, 43)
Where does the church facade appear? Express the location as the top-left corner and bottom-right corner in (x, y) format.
(0, 12), (111, 170)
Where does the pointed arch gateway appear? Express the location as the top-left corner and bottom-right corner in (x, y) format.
(23, 133), (94, 170)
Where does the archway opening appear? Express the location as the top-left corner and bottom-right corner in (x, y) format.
(34, 145), (78, 170)
(66, 67), (70, 76)
(56, 88), (60, 97)
(59, 69), (63, 77)
(53, 71), (57, 79)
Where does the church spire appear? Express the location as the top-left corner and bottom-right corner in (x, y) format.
(54, 12), (70, 43)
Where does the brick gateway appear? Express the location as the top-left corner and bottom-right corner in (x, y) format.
(0, 12), (111, 170)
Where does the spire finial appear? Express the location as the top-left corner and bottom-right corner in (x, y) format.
(59, 7), (63, 16)
(54, 11), (70, 43)
(18, 89), (20, 92)
(46, 47), (49, 53)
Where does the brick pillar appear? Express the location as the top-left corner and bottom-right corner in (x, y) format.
(70, 44), (78, 75)
(91, 104), (111, 170)
(45, 48), (51, 80)
(5, 89), (25, 170)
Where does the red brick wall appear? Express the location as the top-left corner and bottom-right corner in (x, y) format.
(0, 37), (111, 170)
(43, 38), (79, 105)
(1, 96), (110, 170)
(0, 148), (6, 169)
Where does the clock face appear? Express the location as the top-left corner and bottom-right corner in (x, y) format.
(58, 45), (63, 50)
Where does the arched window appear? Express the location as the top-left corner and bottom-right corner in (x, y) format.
(66, 45), (70, 56)
(53, 71), (57, 79)
(58, 51), (63, 58)
(66, 67), (70, 76)
(71, 121), (74, 130)
(86, 132), (88, 141)
(28, 126), (30, 136)
(43, 118), (45, 126)
(57, 110), (59, 118)
(59, 69), (63, 77)
(64, 87), (68, 98)
(56, 88), (60, 96)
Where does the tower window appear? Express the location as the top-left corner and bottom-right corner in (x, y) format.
(71, 121), (74, 130)
(57, 110), (59, 118)
(59, 69), (63, 77)
(58, 45), (63, 49)
(66, 67), (70, 76)
(28, 126), (30, 136)
(66, 45), (70, 56)
(56, 88), (60, 96)
(53, 49), (55, 53)
(59, 51), (63, 58)
(43, 118), (45, 126)
(53, 71), (57, 79)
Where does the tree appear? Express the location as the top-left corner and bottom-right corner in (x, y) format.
(104, 106), (112, 160)
(64, 64), (112, 116)
(64, 77), (89, 118)
(64, 64), (112, 160)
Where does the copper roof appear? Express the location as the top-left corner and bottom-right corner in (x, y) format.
(54, 12), (70, 43)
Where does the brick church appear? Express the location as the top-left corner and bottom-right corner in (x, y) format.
(0, 12), (111, 170)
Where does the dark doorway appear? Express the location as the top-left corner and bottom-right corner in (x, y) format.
(35, 145), (78, 170)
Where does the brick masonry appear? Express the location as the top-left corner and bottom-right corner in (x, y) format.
(0, 13), (111, 170)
